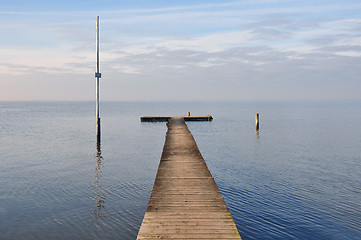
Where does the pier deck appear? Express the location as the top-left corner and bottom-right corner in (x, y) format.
(137, 117), (241, 239)
(141, 115), (213, 122)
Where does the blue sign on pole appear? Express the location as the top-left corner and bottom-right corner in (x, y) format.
(95, 73), (102, 78)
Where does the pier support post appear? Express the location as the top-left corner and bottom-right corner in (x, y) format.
(255, 113), (259, 131)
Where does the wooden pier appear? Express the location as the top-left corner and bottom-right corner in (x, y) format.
(141, 115), (213, 122)
(137, 117), (241, 239)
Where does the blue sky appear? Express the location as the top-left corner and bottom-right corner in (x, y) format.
(1, 0), (361, 101)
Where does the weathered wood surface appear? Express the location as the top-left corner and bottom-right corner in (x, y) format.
(137, 117), (241, 239)
(141, 115), (213, 122)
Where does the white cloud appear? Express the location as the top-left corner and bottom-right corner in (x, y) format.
(153, 31), (253, 52)
(0, 45), (93, 75)
(110, 65), (141, 74)
(334, 51), (361, 57)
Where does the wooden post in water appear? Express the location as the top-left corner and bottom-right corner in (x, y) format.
(95, 16), (101, 145)
(255, 113), (260, 131)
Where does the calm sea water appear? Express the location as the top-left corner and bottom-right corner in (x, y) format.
(0, 101), (360, 240)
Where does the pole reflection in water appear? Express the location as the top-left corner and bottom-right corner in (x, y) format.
(91, 130), (110, 239)
(93, 141), (107, 220)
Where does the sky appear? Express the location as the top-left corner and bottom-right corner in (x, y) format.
(1, 0), (361, 101)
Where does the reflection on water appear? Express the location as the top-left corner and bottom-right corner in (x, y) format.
(91, 141), (109, 239)
(93, 142), (107, 220)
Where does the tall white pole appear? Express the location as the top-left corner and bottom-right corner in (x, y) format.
(96, 16), (101, 145)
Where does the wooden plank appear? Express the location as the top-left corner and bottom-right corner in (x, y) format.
(137, 117), (241, 239)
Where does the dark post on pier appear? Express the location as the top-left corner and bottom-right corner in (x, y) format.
(95, 16), (101, 146)
(255, 113), (259, 131)
(137, 115), (241, 239)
